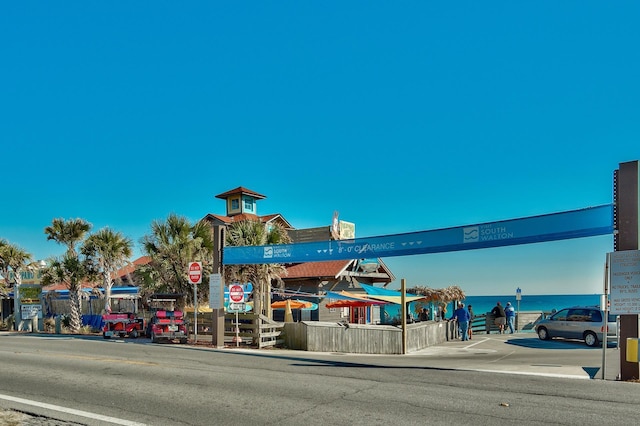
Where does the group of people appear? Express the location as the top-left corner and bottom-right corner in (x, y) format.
(449, 302), (475, 341)
(490, 301), (516, 334)
(448, 300), (517, 340)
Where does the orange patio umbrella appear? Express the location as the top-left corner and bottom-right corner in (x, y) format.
(271, 300), (314, 310)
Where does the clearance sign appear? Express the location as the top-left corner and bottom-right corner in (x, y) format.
(223, 205), (614, 265)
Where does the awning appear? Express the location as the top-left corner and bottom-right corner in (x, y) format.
(359, 283), (425, 304)
(325, 290), (387, 303)
(326, 299), (381, 308)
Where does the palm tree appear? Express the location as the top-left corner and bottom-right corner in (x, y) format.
(45, 218), (91, 256)
(43, 218), (92, 332)
(0, 239), (9, 296)
(40, 253), (93, 332)
(223, 220), (291, 319)
(0, 242), (33, 330)
(140, 213), (214, 305)
(82, 228), (133, 313)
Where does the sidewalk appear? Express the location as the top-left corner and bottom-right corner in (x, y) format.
(411, 332), (621, 380)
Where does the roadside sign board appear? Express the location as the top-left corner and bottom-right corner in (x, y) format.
(209, 273), (222, 309)
(21, 304), (42, 320)
(516, 287), (522, 301)
(609, 250), (640, 315)
(188, 262), (202, 284)
(229, 284), (245, 303)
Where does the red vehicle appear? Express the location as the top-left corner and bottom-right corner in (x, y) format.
(102, 312), (145, 339)
(146, 294), (189, 344)
(102, 295), (145, 339)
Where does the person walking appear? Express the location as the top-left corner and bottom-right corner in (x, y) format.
(505, 302), (516, 334)
(467, 304), (475, 340)
(451, 302), (471, 341)
(491, 301), (506, 334)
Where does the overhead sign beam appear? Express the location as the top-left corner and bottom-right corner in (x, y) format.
(223, 204), (614, 265)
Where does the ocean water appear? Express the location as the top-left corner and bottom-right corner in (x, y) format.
(461, 294), (604, 316)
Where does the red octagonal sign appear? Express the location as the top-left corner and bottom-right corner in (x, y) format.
(229, 284), (244, 303)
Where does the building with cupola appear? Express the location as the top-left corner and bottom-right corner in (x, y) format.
(201, 186), (395, 324)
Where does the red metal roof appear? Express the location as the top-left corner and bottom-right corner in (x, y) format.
(114, 256), (151, 279)
(284, 260), (354, 279)
(215, 187), (266, 200)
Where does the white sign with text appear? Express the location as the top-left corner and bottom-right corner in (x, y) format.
(609, 250), (640, 315)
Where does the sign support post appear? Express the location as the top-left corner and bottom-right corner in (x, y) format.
(602, 255), (610, 380)
(515, 287), (521, 331)
(188, 262), (203, 343)
(614, 160), (639, 381)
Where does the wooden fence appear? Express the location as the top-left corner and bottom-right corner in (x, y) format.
(182, 311), (546, 353)
(185, 311), (284, 349)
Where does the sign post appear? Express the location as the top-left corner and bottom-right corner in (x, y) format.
(228, 284), (245, 346)
(516, 287), (522, 331)
(188, 262), (202, 343)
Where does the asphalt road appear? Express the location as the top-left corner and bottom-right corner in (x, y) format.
(0, 332), (637, 426)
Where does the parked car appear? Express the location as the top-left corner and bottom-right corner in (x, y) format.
(535, 306), (617, 347)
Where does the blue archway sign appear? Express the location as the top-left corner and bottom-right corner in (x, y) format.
(223, 204), (614, 265)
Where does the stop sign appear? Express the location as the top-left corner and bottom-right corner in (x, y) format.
(229, 284), (245, 303)
(188, 262), (202, 284)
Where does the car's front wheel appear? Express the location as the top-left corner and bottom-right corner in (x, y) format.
(584, 331), (599, 347)
(537, 327), (550, 340)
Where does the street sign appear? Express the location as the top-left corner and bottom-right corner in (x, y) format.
(188, 262), (202, 284)
(516, 287), (522, 301)
(229, 284), (245, 303)
(609, 250), (640, 314)
(229, 302), (246, 312)
(209, 273), (223, 309)
(21, 304), (42, 320)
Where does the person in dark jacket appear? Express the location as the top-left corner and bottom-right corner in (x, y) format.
(418, 307), (429, 322)
(491, 301), (506, 334)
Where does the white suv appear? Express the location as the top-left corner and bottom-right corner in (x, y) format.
(535, 306), (617, 347)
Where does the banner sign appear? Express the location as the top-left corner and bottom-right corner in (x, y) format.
(223, 204), (614, 265)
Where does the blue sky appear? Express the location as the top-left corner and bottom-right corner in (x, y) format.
(1, 2), (638, 295)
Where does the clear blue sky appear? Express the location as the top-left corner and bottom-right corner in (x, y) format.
(1, 2), (638, 295)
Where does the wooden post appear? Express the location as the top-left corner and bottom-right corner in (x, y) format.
(616, 160), (640, 381)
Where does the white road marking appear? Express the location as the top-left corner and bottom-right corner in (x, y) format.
(0, 393), (146, 425)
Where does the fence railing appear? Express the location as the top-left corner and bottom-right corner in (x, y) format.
(185, 311), (284, 348)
